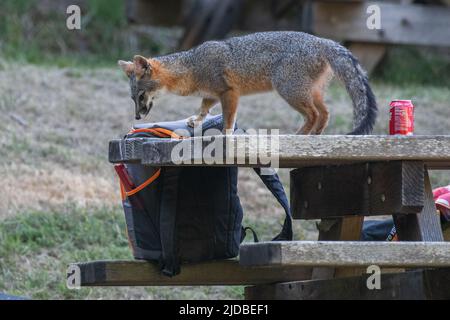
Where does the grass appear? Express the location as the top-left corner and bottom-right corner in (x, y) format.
(0, 205), (299, 299)
(374, 46), (450, 86)
(0, 206), (128, 299)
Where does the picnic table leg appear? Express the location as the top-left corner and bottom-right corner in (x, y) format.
(244, 162), (447, 300)
(312, 216), (364, 279)
(393, 169), (444, 242)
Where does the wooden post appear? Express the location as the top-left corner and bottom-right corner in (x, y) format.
(393, 170), (444, 241)
(312, 217), (364, 279)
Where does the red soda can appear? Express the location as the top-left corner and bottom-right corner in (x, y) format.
(389, 100), (414, 135)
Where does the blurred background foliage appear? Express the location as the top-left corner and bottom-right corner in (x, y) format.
(0, 0), (164, 67)
(0, 0), (449, 84)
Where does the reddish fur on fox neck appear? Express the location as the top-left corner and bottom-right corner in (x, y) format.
(149, 59), (193, 95)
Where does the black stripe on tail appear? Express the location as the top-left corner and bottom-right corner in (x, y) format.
(347, 54), (377, 135)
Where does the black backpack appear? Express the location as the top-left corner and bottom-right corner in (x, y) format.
(114, 114), (292, 276)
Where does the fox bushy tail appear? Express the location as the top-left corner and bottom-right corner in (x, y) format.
(324, 42), (377, 135)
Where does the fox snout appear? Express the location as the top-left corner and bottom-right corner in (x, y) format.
(135, 101), (153, 120)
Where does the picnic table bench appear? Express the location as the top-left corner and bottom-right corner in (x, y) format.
(70, 135), (450, 299)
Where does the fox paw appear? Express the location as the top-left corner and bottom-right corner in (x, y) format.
(187, 116), (202, 128)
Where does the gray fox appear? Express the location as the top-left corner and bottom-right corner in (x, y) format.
(119, 31), (377, 134)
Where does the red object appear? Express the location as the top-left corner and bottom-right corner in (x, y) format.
(114, 164), (145, 209)
(389, 100), (414, 135)
(433, 185), (450, 201)
(114, 164), (136, 191)
(434, 185), (450, 222)
(388, 185), (450, 241)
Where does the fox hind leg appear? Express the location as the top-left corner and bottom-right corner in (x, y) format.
(293, 100), (320, 135)
(272, 70), (319, 134)
(273, 56), (331, 134)
(276, 89), (319, 135)
(311, 64), (332, 134)
(311, 89), (330, 135)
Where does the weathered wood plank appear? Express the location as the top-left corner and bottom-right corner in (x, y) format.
(393, 170), (444, 241)
(239, 241), (450, 267)
(291, 161), (425, 219)
(312, 2), (450, 47)
(69, 260), (311, 286)
(109, 138), (154, 163)
(245, 268), (450, 300)
(109, 135), (450, 169)
(312, 217), (365, 279)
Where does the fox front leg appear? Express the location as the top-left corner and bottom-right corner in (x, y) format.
(187, 98), (218, 128)
(220, 89), (239, 135)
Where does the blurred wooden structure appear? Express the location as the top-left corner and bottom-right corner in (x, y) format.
(306, 0), (450, 72)
(70, 134), (450, 299)
(126, 0), (450, 72)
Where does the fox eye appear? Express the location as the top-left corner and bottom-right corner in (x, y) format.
(139, 94), (145, 102)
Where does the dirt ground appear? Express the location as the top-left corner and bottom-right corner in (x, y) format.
(1, 61), (450, 235)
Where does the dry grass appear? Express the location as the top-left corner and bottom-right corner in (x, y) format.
(0, 164), (117, 216)
(1, 61), (450, 219)
(1, 62), (449, 220)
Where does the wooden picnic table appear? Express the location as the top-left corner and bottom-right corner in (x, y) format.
(70, 135), (450, 299)
(109, 135), (450, 169)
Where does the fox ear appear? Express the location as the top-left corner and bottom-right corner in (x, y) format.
(133, 55), (151, 75)
(118, 60), (134, 77)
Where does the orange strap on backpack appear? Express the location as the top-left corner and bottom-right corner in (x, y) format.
(115, 164), (161, 199)
(116, 126), (183, 199)
(128, 127), (183, 139)
(125, 169), (161, 197)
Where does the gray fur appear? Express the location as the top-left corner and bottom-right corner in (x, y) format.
(135, 31), (377, 133)
(322, 39), (377, 134)
(129, 74), (142, 119)
(130, 73), (160, 119)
